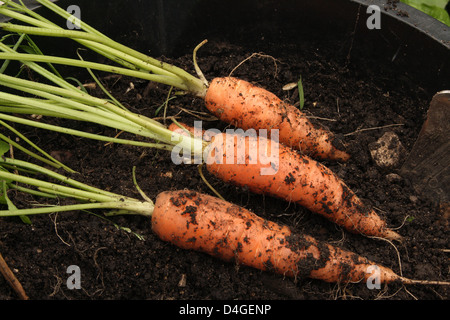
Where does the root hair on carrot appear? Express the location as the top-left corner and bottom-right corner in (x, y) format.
(373, 284), (398, 300)
(332, 281), (361, 300)
(176, 106), (218, 121)
(343, 123), (404, 137)
(198, 163), (225, 201)
(369, 235), (404, 277)
(228, 52), (280, 78)
(50, 212), (71, 247)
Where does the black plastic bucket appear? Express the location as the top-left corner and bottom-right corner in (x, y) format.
(6, 0), (449, 88)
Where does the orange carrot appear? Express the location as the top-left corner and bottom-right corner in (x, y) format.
(205, 132), (400, 240)
(204, 77), (350, 162)
(152, 190), (409, 284)
(167, 124), (400, 241)
(0, 9), (346, 162)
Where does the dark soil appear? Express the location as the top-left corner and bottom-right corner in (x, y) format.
(0, 23), (449, 303)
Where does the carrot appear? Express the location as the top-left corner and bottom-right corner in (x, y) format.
(206, 132), (400, 240)
(152, 190), (446, 285)
(0, 157), (446, 287)
(0, 6), (348, 162)
(0, 58), (385, 239)
(167, 123), (400, 241)
(0, 4), (388, 241)
(204, 77), (350, 162)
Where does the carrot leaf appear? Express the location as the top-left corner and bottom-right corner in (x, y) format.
(298, 76), (305, 110)
(1, 178), (32, 225)
(0, 140), (9, 157)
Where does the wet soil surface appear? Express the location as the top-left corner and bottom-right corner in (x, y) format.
(0, 33), (449, 302)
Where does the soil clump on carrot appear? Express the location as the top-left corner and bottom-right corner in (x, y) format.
(0, 37), (448, 300)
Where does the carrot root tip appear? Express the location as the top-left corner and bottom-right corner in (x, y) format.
(400, 277), (450, 286)
(384, 229), (403, 242)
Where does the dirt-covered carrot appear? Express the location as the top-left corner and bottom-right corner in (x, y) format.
(0, 2), (349, 162)
(0, 156), (446, 286)
(167, 124), (399, 241)
(0, 5), (390, 241)
(152, 190), (446, 285)
(0, 67), (389, 239)
(204, 77), (350, 162)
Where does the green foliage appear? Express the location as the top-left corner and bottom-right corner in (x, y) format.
(0, 140), (9, 156)
(401, 0), (450, 26)
(298, 77), (304, 110)
(0, 141), (32, 224)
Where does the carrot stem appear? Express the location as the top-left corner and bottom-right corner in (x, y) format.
(0, 72), (206, 154)
(0, 0), (207, 97)
(0, 157), (154, 217)
(0, 52), (193, 90)
(0, 170), (123, 203)
(0, 24), (173, 77)
(0, 122), (73, 172)
(0, 157), (118, 198)
(0, 41), (82, 92)
(0, 113), (173, 151)
(0, 201), (152, 217)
